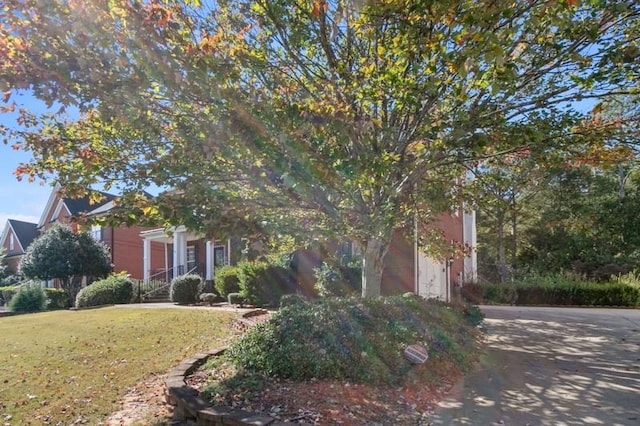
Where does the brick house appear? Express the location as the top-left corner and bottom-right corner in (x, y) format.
(140, 207), (477, 302)
(0, 219), (39, 276)
(35, 185), (165, 280)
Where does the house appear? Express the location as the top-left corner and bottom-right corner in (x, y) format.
(139, 207), (477, 302)
(36, 185), (165, 281)
(0, 219), (39, 276)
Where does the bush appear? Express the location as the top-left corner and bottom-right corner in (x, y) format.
(75, 274), (134, 308)
(239, 262), (297, 307)
(226, 295), (479, 385)
(8, 282), (47, 313)
(279, 293), (309, 308)
(170, 274), (202, 305)
(214, 266), (241, 297)
(314, 262), (360, 297)
(462, 277), (640, 307)
(45, 288), (72, 310)
(199, 293), (223, 306)
(0, 285), (17, 306)
(228, 292), (245, 306)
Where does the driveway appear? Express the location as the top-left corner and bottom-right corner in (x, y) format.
(431, 306), (640, 426)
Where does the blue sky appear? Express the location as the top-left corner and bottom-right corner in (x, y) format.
(0, 93), (55, 227)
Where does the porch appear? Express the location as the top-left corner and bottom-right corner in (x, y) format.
(140, 226), (230, 284)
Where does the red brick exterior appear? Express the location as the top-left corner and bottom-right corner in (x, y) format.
(100, 225), (166, 280)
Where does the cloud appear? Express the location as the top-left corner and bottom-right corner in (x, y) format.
(0, 213), (40, 228)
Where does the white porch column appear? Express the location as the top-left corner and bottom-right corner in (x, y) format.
(143, 238), (151, 283)
(205, 240), (215, 281)
(173, 229), (187, 278)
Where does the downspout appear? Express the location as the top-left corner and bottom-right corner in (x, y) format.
(111, 227), (115, 271)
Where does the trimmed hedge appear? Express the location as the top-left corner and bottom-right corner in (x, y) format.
(213, 266), (241, 297)
(170, 274), (202, 305)
(462, 281), (640, 307)
(8, 282), (47, 313)
(75, 275), (134, 308)
(238, 262), (298, 307)
(45, 288), (72, 310)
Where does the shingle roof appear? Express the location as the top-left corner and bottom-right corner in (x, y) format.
(63, 191), (116, 216)
(7, 219), (38, 252)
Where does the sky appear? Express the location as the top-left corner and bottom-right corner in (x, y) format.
(0, 144), (52, 227)
(0, 93), (55, 228)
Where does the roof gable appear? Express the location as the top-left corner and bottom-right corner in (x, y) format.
(0, 219), (38, 254)
(38, 185), (116, 227)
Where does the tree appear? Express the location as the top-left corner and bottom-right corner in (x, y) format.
(20, 224), (112, 302)
(0, 248), (7, 281)
(1, 1), (638, 297)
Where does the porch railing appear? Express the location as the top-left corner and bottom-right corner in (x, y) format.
(135, 264), (204, 303)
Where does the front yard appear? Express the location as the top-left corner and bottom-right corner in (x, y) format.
(0, 307), (236, 424)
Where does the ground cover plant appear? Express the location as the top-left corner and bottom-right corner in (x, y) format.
(200, 295), (482, 410)
(0, 307), (235, 424)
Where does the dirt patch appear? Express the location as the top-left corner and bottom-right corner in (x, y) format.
(187, 357), (461, 425)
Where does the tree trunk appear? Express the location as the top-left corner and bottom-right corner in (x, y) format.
(361, 238), (388, 298)
(510, 209), (517, 276)
(618, 164), (627, 202)
(496, 209), (508, 283)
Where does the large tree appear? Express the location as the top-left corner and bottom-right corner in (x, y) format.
(20, 224), (112, 302)
(1, 0), (639, 296)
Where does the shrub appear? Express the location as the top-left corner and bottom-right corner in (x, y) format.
(314, 262), (360, 297)
(279, 293), (309, 308)
(226, 295), (479, 385)
(462, 277), (640, 307)
(238, 262), (297, 307)
(8, 282), (47, 313)
(45, 288), (72, 310)
(228, 292), (245, 306)
(170, 274), (202, 305)
(199, 293), (222, 306)
(75, 274), (134, 308)
(214, 266), (241, 296)
(0, 285), (17, 306)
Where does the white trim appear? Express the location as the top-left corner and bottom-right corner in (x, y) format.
(0, 221), (12, 252)
(51, 199), (71, 223)
(88, 200), (116, 217)
(38, 183), (62, 228)
(0, 221), (25, 254)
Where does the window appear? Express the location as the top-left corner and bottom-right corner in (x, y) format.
(90, 225), (102, 241)
(9, 234), (14, 251)
(214, 246), (226, 266)
(187, 246), (197, 272)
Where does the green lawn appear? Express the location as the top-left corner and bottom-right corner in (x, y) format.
(0, 307), (236, 424)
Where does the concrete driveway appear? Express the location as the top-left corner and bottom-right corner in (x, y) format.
(431, 306), (640, 426)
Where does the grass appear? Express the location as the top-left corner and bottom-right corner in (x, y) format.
(0, 306), (236, 424)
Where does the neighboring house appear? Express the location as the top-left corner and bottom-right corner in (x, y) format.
(0, 219), (39, 276)
(37, 185), (165, 281)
